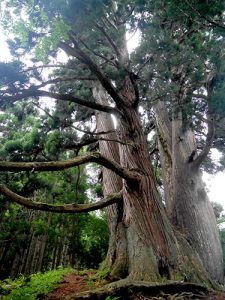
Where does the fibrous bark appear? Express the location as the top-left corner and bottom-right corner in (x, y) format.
(94, 84), (128, 279)
(154, 100), (223, 284)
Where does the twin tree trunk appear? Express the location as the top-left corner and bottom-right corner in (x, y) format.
(94, 85), (214, 284)
(1, 8), (221, 285)
(154, 101), (223, 284)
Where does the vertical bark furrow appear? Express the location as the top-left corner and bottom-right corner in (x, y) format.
(94, 84), (128, 279)
(154, 102), (223, 283)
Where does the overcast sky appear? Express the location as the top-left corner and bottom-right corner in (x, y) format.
(1, 28), (225, 211)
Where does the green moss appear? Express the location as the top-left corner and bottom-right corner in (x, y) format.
(96, 261), (111, 279)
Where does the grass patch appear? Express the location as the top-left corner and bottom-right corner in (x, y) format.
(0, 267), (73, 300)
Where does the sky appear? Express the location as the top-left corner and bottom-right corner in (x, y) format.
(1, 27), (225, 211)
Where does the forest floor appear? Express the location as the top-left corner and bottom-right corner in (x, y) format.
(45, 270), (106, 300)
(45, 271), (225, 300)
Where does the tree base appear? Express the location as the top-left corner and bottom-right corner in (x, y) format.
(65, 279), (219, 299)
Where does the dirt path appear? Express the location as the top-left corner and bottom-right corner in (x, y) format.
(45, 272), (103, 300)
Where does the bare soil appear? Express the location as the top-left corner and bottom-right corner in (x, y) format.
(45, 271), (106, 300)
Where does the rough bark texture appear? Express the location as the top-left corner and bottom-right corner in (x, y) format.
(94, 85), (213, 284)
(154, 101), (223, 284)
(67, 18), (218, 284)
(117, 106), (177, 281)
(94, 84), (128, 279)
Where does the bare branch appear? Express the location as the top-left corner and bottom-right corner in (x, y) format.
(40, 91), (118, 114)
(94, 22), (120, 57)
(0, 184), (122, 213)
(63, 136), (135, 152)
(31, 101), (53, 119)
(0, 152), (139, 181)
(59, 40), (124, 106)
(102, 15), (118, 30)
(36, 76), (96, 89)
(184, 0), (225, 30)
(77, 36), (118, 68)
(22, 64), (80, 73)
(71, 125), (115, 136)
(192, 115), (215, 168)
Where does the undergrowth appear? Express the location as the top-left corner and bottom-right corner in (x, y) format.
(0, 267), (73, 300)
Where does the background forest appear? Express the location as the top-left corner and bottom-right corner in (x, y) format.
(1, 0), (225, 298)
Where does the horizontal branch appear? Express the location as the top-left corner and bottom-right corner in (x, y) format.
(22, 64), (80, 73)
(0, 152), (139, 181)
(0, 89), (118, 115)
(0, 185), (122, 213)
(63, 136), (134, 151)
(38, 91), (118, 114)
(36, 76), (96, 89)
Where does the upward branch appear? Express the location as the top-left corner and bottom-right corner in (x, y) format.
(0, 184), (122, 214)
(60, 39), (124, 106)
(0, 152), (139, 182)
(192, 115), (215, 168)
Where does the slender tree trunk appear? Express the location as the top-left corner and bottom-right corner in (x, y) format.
(0, 241), (11, 279)
(154, 101), (223, 283)
(37, 213), (52, 272)
(24, 231), (36, 275)
(10, 251), (22, 278)
(52, 245), (58, 269)
(19, 211), (35, 274)
(56, 235), (64, 267)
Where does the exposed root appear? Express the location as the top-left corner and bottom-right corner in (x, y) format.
(65, 279), (215, 300)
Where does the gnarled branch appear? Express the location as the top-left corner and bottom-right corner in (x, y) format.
(0, 185), (122, 213)
(0, 152), (139, 181)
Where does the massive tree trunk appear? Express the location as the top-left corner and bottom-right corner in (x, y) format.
(94, 84), (212, 283)
(154, 101), (223, 283)
(91, 22), (215, 284)
(117, 106), (176, 280)
(94, 84), (128, 279)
